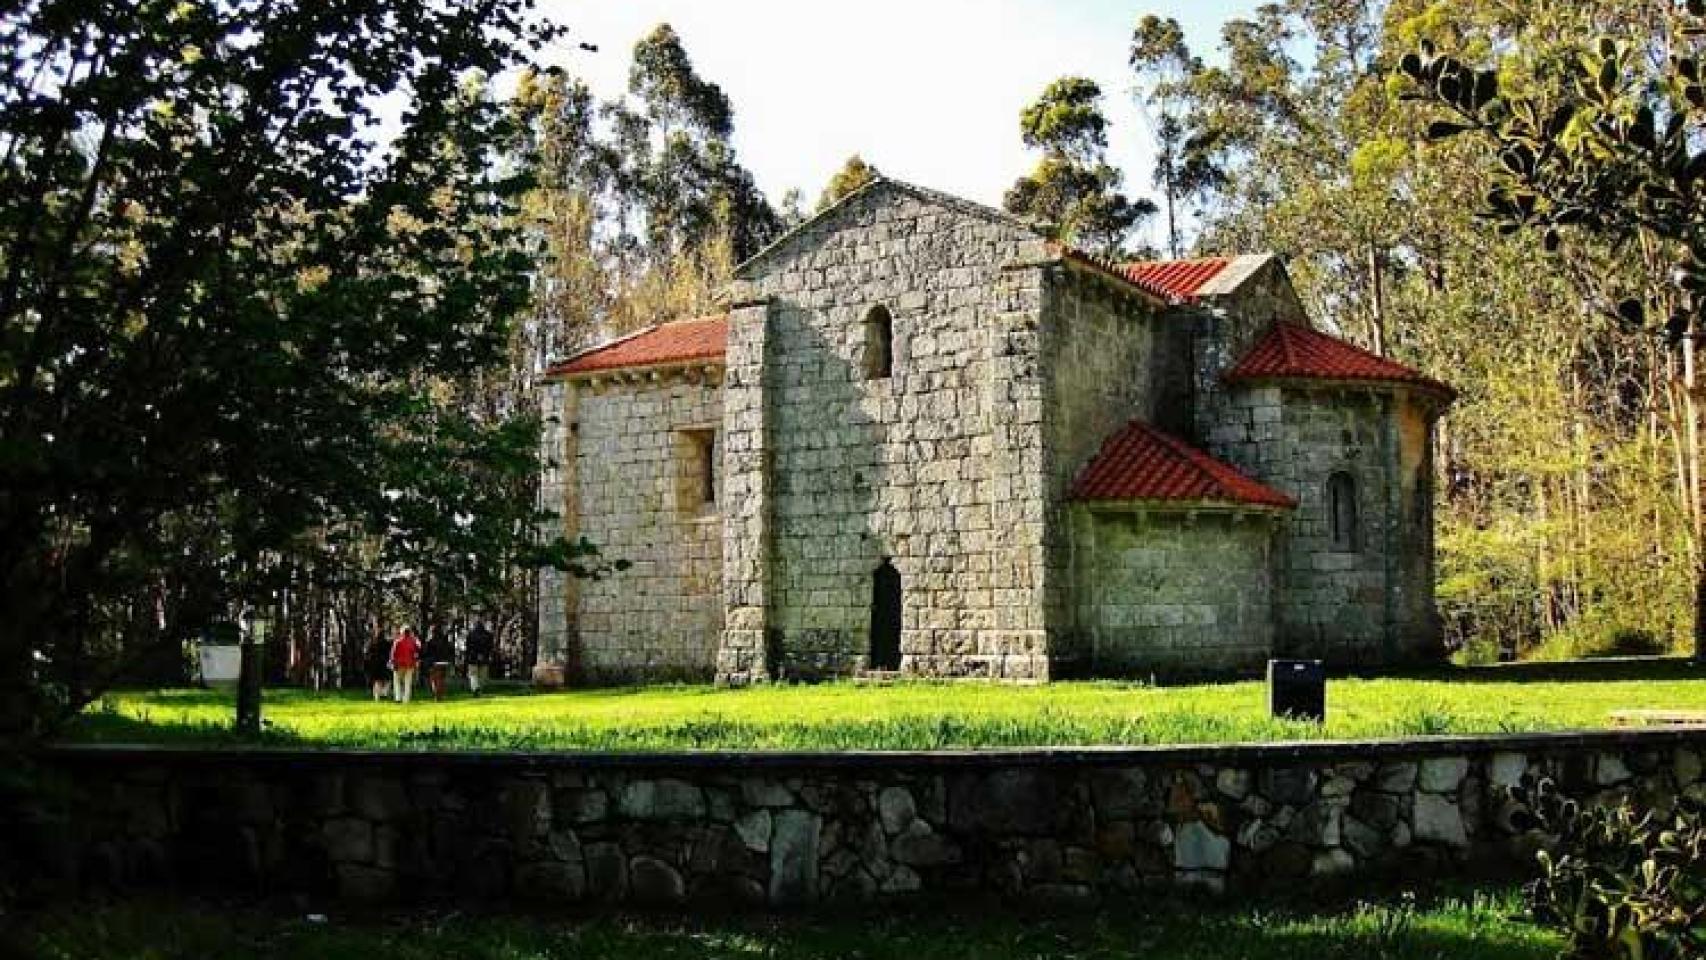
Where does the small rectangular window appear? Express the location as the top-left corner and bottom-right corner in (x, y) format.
(677, 429), (717, 515)
(1328, 471), (1358, 552)
(863, 305), (894, 380)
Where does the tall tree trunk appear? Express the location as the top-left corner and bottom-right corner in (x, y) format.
(1687, 335), (1706, 663)
(1367, 244), (1388, 357)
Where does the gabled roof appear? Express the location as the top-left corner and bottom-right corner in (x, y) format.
(1071, 420), (1296, 510)
(544, 315), (727, 379)
(1225, 322), (1454, 398)
(735, 176), (1039, 280)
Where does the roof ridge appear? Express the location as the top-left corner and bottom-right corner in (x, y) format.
(544, 314), (730, 379)
(1225, 322), (1455, 399)
(1277, 321), (1299, 370)
(549, 312), (726, 367)
(1122, 255), (1233, 267)
(735, 175), (1043, 279)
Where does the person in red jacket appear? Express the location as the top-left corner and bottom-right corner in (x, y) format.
(389, 626), (421, 703)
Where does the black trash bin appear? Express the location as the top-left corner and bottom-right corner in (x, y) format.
(1268, 659), (1326, 722)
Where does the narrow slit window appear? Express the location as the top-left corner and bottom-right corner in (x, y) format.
(700, 434), (717, 505)
(678, 429), (717, 515)
(863, 305), (894, 380)
(1328, 471), (1358, 552)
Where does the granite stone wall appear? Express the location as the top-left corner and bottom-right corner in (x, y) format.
(1202, 383), (1439, 665)
(1069, 510), (1279, 675)
(40, 729), (1706, 907)
(1039, 268), (1169, 668)
(718, 181), (1055, 681)
(556, 372), (726, 683)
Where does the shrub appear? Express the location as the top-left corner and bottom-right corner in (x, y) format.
(1512, 777), (1705, 959)
(1599, 629), (1670, 658)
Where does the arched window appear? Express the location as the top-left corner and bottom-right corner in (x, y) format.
(870, 560), (902, 671)
(862, 305), (894, 380)
(1328, 471), (1358, 552)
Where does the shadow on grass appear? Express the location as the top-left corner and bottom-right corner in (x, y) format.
(1394, 656), (1704, 685)
(6, 886), (1558, 960)
(65, 709), (311, 748)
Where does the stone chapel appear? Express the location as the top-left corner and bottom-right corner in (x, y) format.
(534, 178), (1454, 686)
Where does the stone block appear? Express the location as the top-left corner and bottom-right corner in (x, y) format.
(890, 820), (958, 867)
(1596, 753), (1633, 786)
(1215, 769), (1250, 801)
(1488, 753), (1527, 791)
(878, 786), (917, 835)
(1260, 768), (1316, 807)
(950, 769), (1059, 833)
(1412, 793), (1468, 847)
(1090, 768), (1151, 819)
(619, 779), (706, 821)
(1174, 821), (1230, 872)
(1418, 757), (1469, 793)
(735, 809), (772, 852)
(769, 810), (821, 904)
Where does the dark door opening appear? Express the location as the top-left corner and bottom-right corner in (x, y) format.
(869, 560), (902, 671)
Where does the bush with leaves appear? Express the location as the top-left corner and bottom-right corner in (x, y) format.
(1400, 0), (1706, 662)
(1511, 777), (1706, 958)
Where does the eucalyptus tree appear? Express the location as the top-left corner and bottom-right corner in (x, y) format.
(1004, 77), (1156, 257)
(1130, 16), (1224, 258)
(618, 24), (779, 268)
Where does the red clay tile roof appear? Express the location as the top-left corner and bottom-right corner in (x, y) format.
(1071, 420), (1296, 509)
(546, 315), (728, 377)
(1225, 323), (1454, 397)
(1047, 243), (1173, 307)
(1119, 257), (1234, 303)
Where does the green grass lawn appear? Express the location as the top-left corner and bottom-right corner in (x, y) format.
(65, 659), (1706, 752)
(10, 889), (1560, 960)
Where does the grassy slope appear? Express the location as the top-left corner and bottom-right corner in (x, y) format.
(66, 660), (1706, 751)
(13, 891), (1559, 960)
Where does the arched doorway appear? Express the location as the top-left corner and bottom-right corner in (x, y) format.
(869, 560), (902, 671)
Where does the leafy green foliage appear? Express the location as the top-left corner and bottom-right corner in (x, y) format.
(1513, 777), (1706, 959)
(817, 154), (880, 212)
(1400, 2), (1706, 661)
(1005, 77), (1154, 256)
(0, 0), (572, 739)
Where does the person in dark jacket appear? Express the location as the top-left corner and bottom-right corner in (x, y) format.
(364, 631), (391, 701)
(464, 621), (495, 695)
(423, 629), (454, 701)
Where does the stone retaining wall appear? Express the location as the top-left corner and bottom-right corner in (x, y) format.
(38, 729), (1706, 907)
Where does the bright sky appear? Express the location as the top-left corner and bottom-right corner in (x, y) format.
(534, 0), (1262, 251)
